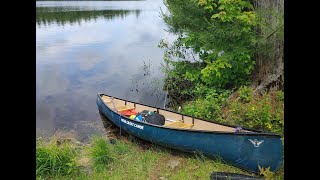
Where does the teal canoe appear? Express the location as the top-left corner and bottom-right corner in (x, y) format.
(96, 93), (283, 173)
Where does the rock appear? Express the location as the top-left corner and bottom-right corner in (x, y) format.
(167, 159), (180, 169)
(109, 138), (117, 144)
(160, 177), (168, 180)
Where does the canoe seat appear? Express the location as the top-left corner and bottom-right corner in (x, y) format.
(164, 121), (194, 129)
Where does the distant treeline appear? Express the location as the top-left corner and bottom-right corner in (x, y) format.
(36, 0), (145, 1)
(36, 8), (141, 26)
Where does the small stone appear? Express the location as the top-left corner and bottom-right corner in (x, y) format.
(110, 139), (117, 144)
(167, 159), (180, 169)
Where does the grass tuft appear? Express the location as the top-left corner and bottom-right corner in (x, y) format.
(36, 137), (78, 177)
(87, 136), (114, 171)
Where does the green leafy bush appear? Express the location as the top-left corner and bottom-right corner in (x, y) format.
(182, 89), (230, 121)
(161, 0), (257, 90)
(238, 86), (252, 102)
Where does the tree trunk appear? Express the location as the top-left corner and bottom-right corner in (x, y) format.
(251, 0), (284, 95)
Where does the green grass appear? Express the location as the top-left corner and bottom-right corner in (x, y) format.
(87, 136), (115, 171)
(36, 137), (79, 177)
(158, 153), (252, 180)
(36, 136), (284, 179)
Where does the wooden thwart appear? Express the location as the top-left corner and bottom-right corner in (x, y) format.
(164, 121), (194, 129)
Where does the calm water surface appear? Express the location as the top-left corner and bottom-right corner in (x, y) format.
(36, 0), (174, 141)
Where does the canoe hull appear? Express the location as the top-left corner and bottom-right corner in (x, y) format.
(96, 94), (283, 173)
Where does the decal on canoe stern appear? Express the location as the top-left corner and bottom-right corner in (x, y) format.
(248, 139), (264, 147)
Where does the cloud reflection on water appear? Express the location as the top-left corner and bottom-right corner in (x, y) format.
(36, 0), (174, 139)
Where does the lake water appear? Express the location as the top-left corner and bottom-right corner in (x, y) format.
(36, 0), (174, 141)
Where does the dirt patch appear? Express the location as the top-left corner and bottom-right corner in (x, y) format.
(167, 158), (181, 169)
(149, 155), (185, 180)
(77, 156), (91, 167)
(149, 156), (170, 180)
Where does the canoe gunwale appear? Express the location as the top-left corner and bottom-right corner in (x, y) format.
(97, 93), (281, 137)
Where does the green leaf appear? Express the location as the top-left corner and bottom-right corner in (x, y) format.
(211, 14), (220, 19)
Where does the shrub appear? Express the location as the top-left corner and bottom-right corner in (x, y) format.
(238, 86), (253, 102)
(182, 89), (230, 121)
(226, 91), (284, 135)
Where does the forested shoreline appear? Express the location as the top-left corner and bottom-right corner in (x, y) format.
(160, 0), (284, 136)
